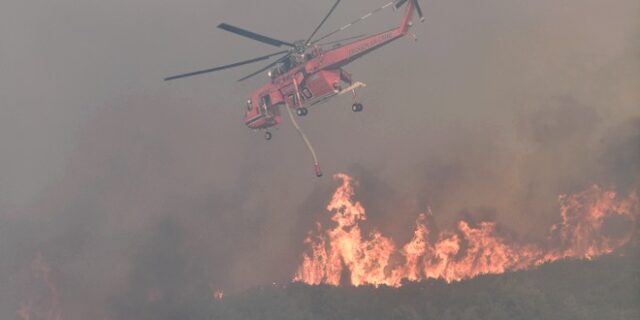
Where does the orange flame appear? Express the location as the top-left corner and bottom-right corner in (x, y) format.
(18, 254), (63, 320)
(294, 174), (639, 286)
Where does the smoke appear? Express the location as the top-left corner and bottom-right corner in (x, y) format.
(1, 0), (639, 318)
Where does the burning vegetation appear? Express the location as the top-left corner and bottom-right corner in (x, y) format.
(17, 254), (63, 320)
(295, 174), (639, 286)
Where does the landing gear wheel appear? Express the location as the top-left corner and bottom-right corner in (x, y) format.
(296, 108), (308, 116)
(264, 131), (272, 140)
(352, 103), (363, 112)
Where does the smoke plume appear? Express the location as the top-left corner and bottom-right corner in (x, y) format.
(1, 0), (639, 318)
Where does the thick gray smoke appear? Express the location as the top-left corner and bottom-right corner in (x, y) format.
(1, 0), (638, 318)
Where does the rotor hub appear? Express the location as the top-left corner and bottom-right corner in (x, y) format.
(293, 40), (307, 54)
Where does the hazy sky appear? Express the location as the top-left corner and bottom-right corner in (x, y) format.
(1, 0), (639, 318)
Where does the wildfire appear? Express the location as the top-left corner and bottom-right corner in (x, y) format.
(294, 174), (639, 286)
(17, 254), (63, 320)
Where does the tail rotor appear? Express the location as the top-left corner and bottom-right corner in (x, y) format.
(414, 0), (424, 22)
(394, 0), (408, 8)
(395, 0), (424, 22)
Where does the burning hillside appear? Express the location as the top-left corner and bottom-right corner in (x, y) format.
(17, 254), (63, 320)
(294, 174), (639, 286)
(215, 252), (640, 320)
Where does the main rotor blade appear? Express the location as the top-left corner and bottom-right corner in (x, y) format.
(218, 23), (294, 48)
(316, 34), (367, 47)
(238, 54), (291, 82)
(305, 0), (341, 45)
(312, 1), (396, 45)
(164, 50), (288, 81)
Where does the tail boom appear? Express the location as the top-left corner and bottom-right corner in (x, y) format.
(308, 0), (422, 70)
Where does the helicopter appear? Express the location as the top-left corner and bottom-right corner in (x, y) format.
(165, 0), (424, 177)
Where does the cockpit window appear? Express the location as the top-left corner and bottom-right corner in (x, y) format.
(261, 95), (271, 107)
(260, 95), (271, 115)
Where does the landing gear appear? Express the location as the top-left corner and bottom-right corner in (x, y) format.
(350, 85), (363, 112)
(264, 131), (272, 140)
(296, 107), (308, 116)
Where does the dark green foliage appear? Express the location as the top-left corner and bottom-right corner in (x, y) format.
(211, 253), (640, 320)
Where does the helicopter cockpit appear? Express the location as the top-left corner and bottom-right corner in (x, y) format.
(268, 50), (318, 79)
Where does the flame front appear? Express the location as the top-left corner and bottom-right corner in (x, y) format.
(18, 254), (64, 320)
(294, 174), (639, 286)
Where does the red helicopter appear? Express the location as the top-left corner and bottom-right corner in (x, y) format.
(165, 0), (424, 177)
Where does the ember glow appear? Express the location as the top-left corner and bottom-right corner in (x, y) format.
(17, 254), (63, 320)
(294, 174), (639, 286)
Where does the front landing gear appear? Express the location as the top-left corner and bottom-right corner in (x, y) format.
(296, 107), (308, 116)
(352, 103), (363, 112)
(264, 131), (272, 140)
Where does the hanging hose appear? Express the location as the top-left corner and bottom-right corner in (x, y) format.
(287, 78), (322, 177)
(284, 102), (322, 177)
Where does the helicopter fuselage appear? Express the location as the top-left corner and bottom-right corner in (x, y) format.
(243, 1), (416, 130)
